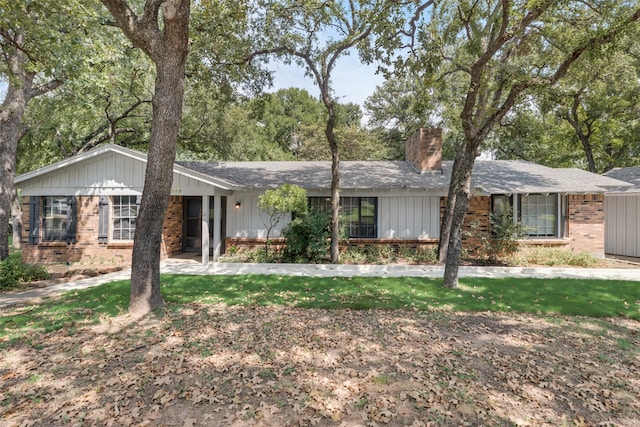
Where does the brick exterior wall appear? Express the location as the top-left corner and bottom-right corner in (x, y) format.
(21, 196), (184, 265)
(439, 196), (491, 255)
(566, 194), (605, 256)
(162, 196), (184, 257)
(439, 195), (606, 256)
(21, 193), (606, 264)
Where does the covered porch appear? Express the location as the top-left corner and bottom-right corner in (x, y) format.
(177, 194), (228, 265)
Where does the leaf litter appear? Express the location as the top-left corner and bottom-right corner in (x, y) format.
(1, 304), (639, 426)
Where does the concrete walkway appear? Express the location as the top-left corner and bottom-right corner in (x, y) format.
(1, 261), (639, 310)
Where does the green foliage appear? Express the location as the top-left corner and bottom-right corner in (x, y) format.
(258, 184), (308, 255)
(218, 247), (278, 264)
(281, 210), (332, 263)
(480, 207), (530, 263)
(412, 247), (439, 264)
(508, 247), (599, 267)
(0, 253), (50, 290)
(497, 33), (640, 173)
(341, 245), (397, 264)
(258, 184), (308, 219)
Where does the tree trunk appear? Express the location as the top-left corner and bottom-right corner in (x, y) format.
(121, 0), (190, 316)
(437, 147), (465, 263)
(576, 131), (597, 173)
(99, 0), (190, 316)
(442, 140), (479, 288)
(11, 189), (22, 250)
(0, 77), (30, 260)
(128, 54), (187, 315)
(326, 107), (340, 264)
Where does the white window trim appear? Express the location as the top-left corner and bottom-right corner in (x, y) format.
(517, 193), (563, 239)
(110, 195), (138, 242)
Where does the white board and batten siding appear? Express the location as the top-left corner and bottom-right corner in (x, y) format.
(605, 194), (640, 257)
(18, 151), (220, 197)
(379, 195), (440, 239)
(227, 193), (292, 239)
(18, 152), (144, 196)
(227, 193), (440, 240)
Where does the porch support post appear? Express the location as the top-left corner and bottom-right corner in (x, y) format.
(213, 195), (222, 261)
(202, 195), (210, 265)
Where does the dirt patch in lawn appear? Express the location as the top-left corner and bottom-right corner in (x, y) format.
(1, 306), (639, 426)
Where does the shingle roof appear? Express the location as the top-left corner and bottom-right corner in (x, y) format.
(604, 166), (640, 192)
(178, 159), (632, 194)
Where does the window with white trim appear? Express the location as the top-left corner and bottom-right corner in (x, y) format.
(491, 193), (566, 238)
(111, 196), (138, 241)
(519, 194), (558, 237)
(42, 196), (68, 242)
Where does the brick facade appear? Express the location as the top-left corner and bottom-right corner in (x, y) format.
(21, 196), (184, 265)
(438, 196), (492, 255)
(439, 194), (605, 256)
(566, 194), (605, 256)
(20, 193), (606, 265)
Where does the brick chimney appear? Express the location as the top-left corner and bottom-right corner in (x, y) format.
(405, 128), (442, 173)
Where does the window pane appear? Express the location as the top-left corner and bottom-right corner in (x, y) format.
(308, 196), (377, 238)
(112, 196), (139, 241)
(42, 196), (68, 242)
(521, 194), (557, 237)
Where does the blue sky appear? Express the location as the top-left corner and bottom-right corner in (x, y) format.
(1, 54), (385, 109)
(267, 54), (385, 108)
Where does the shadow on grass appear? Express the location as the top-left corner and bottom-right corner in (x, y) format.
(2, 275), (638, 342)
(160, 275), (640, 319)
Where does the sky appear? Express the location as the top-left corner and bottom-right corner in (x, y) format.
(266, 54), (386, 108)
(1, 54), (386, 110)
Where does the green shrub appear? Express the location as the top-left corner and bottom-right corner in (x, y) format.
(509, 247), (598, 267)
(0, 253), (50, 290)
(368, 245), (397, 263)
(218, 247), (278, 263)
(397, 245), (416, 260)
(413, 247), (439, 264)
(470, 206), (529, 263)
(282, 210), (331, 263)
(340, 247), (368, 264)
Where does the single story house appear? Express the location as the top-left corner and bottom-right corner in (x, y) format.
(14, 129), (632, 265)
(604, 166), (640, 258)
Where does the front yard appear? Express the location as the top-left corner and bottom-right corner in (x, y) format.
(1, 275), (639, 426)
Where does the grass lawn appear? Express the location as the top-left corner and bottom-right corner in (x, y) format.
(1, 275), (638, 338)
(1, 275), (639, 426)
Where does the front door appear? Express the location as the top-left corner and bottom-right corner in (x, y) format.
(183, 197), (201, 251)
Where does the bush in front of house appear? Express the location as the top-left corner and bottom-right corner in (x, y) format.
(509, 247), (598, 267)
(0, 253), (51, 290)
(282, 210), (332, 263)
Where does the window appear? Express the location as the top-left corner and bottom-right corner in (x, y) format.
(491, 193), (565, 238)
(519, 194), (558, 237)
(308, 196), (377, 238)
(42, 197), (68, 242)
(112, 196), (138, 240)
(491, 194), (513, 216)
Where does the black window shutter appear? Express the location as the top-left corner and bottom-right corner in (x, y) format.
(66, 196), (77, 243)
(28, 196), (39, 244)
(98, 195), (109, 243)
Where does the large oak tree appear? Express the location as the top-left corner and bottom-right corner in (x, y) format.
(99, 0), (190, 315)
(0, 1), (96, 258)
(387, 0), (640, 288)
